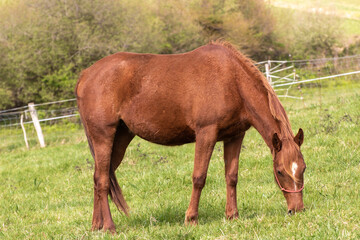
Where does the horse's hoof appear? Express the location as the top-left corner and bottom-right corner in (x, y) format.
(103, 224), (117, 235)
(91, 222), (103, 231)
(226, 211), (239, 220)
(184, 215), (198, 226)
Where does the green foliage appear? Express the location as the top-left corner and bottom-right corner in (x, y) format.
(195, 0), (281, 59)
(0, 88), (12, 108)
(0, 84), (360, 239)
(40, 64), (77, 102)
(272, 7), (344, 60)
(0, 0), (206, 109)
(342, 38), (360, 56)
(292, 14), (342, 58)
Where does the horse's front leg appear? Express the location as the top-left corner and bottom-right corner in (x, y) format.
(223, 132), (245, 219)
(185, 125), (217, 225)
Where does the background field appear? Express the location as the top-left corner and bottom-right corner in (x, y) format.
(1, 82), (359, 239)
(270, 0), (360, 19)
(270, 0), (360, 37)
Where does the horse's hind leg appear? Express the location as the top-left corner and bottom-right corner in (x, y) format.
(223, 132), (245, 219)
(88, 124), (118, 233)
(185, 125), (217, 225)
(109, 122), (134, 215)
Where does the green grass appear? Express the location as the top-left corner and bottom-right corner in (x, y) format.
(341, 18), (360, 37)
(1, 83), (360, 239)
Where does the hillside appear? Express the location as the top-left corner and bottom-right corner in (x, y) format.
(270, 0), (360, 20)
(270, 0), (360, 37)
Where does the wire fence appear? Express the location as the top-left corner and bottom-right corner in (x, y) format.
(0, 99), (79, 127)
(0, 99), (83, 151)
(1, 55), (360, 151)
(257, 55), (360, 98)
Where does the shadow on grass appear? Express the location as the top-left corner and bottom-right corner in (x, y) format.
(113, 203), (224, 230)
(112, 199), (289, 231)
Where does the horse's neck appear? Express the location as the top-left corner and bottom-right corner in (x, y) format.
(254, 117), (293, 150)
(243, 88), (293, 152)
(234, 58), (294, 151)
(249, 108), (282, 151)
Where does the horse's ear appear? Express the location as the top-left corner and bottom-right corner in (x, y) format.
(294, 128), (304, 147)
(272, 133), (282, 152)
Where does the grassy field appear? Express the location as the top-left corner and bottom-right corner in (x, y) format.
(271, 0), (360, 37)
(1, 82), (360, 239)
(270, 0), (360, 19)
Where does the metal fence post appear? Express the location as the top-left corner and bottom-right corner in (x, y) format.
(28, 103), (46, 148)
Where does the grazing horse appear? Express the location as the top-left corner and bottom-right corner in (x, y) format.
(75, 41), (306, 233)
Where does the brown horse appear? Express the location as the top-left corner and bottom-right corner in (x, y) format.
(75, 41), (306, 233)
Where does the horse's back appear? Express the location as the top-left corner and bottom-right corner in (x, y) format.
(76, 45), (248, 145)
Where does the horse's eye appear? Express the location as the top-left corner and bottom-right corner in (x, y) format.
(277, 170), (282, 176)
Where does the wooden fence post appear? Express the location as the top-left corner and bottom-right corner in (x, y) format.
(20, 113), (29, 149)
(28, 103), (46, 148)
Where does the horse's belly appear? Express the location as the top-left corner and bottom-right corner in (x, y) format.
(119, 84), (247, 145)
(127, 120), (195, 145)
(121, 104), (195, 145)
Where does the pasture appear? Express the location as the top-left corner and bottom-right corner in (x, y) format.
(0, 83), (360, 239)
(271, 0), (360, 37)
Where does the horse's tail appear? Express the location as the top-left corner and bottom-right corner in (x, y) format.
(109, 170), (129, 216)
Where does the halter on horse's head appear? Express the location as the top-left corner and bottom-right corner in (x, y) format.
(272, 129), (306, 214)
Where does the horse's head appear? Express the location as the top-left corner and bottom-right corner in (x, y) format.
(272, 128), (305, 214)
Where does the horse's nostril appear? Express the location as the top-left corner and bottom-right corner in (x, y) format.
(288, 210), (293, 215)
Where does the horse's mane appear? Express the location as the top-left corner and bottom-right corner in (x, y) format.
(209, 40), (294, 138)
(210, 40), (300, 182)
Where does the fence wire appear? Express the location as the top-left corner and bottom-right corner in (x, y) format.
(257, 55), (360, 98)
(0, 99), (82, 151)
